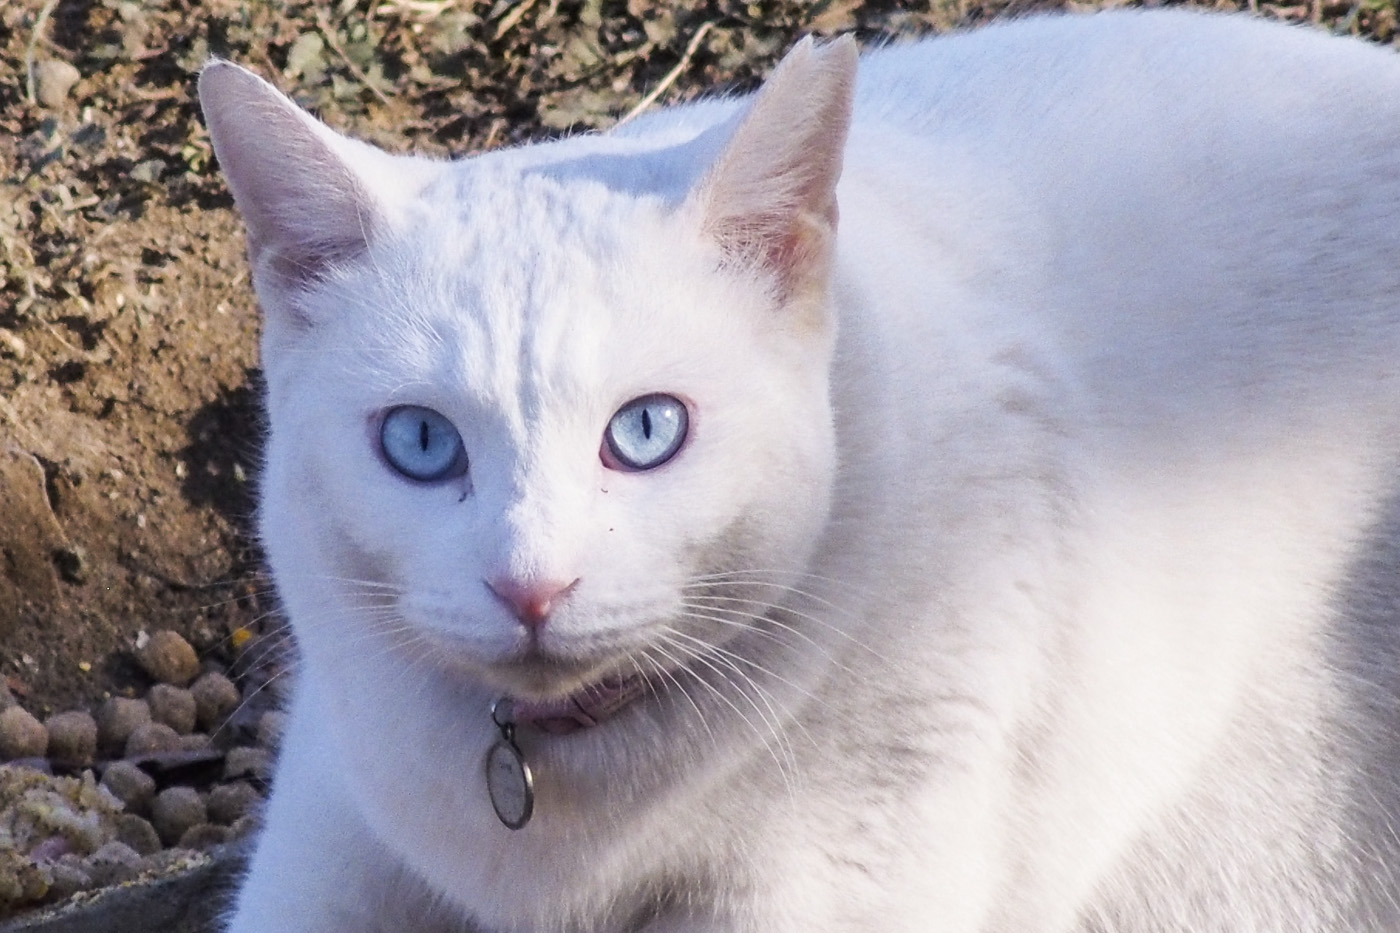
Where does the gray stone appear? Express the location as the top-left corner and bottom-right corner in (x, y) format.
(44, 710), (97, 766)
(147, 684), (198, 735)
(100, 760), (155, 814)
(82, 841), (144, 887)
(223, 746), (271, 783)
(0, 706), (48, 760)
(95, 697), (150, 757)
(151, 786), (206, 846)
(123, 721), (181, 758)
(206, 781), (260, 826)
(137, 631), (200, 686)
(32, 60), (81, 109)
(176, 822), (229, 852)
(189, 672), (241, 731)
(113, 813), (162, 857)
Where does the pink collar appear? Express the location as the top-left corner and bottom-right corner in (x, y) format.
(501, 677), (646, 736)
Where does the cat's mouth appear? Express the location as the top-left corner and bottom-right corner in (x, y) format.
(497, 675), (648, 736)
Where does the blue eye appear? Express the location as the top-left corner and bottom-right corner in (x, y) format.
(604, 394), (688, 471)
(380, 406), (467, 482)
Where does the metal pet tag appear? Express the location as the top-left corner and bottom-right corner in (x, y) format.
(486, 699), (534, 830)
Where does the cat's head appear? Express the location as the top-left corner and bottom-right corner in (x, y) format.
(198, 39), (856, 709)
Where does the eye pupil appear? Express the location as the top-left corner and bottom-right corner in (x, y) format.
(419, 420), (430, 452)
(641, 408), (652, 439)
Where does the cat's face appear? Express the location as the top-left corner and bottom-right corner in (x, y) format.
(259, 166), (837, 700)
(200, 39), (854, 706)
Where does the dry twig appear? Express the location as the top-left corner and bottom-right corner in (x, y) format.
(615, 21), (717, 128)
(314, 8), (395, 108)
(24, 0), (63, 105)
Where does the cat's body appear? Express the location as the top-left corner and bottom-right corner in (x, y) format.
(201, 10), (1400, 932)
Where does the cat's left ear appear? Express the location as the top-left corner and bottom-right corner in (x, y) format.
(690, 35), (858, 306)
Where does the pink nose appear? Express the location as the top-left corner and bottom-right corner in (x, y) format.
(486, 577), (579, 630)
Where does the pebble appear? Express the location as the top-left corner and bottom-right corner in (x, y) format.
(95, 696), (150, 756)
(177, 822), (229, 851)
(147, 683), (197, 734)
(124, 720), (181, 757)
(223, 745), (272, 783)
(113, 813), (162, 856)
(190, 672), (241, 730)
(44, 710), (97, 765)
(256, 710), (287, 748)
(0, 706), (48, 760)
(100, 760), (156, 814)
(150, 786), (206, 846)
(206, 780), (260, 825)
(33, 59), (81, 109)
(45, 859), (92, 900)
(28, 834), (72, 863)
(177, 731), (212, 752)
(83, 841), (143, 887)
(137, 630), (200, 686)
(228, 813), (260, 840)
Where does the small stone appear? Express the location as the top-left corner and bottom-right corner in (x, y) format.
(207, 780), (260, 825)
(113, 813), (162, 856)
(124, 721), (181, 757)
(44, 710), (97, 766)
(223, 746), (272, 783)
(147, 684), (197, 734)
(29, 834), (72, 863)
(129, 158), (165, 184)
(190, 672), (240, 730)
(45, 859), (92, 900)
(177, 822), (229, 851)
(256, 711), (287, 748)
(96, 697), (151, 756)
(228, 812), (262, 841)
(151, 786), (207, 846)
(177, 732), (211, 752)
(137, 630), (200, 686)
(0, 328), (26, 361)
(100, 760), (156, 814)
(33, 59), (81, 109)
(83, 840), (144, 886)
(0, 706), (48, 760)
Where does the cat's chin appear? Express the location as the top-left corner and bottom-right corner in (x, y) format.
(416, 634), (638, 707)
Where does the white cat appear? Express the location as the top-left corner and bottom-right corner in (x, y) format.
(200, 9), (1400, 931)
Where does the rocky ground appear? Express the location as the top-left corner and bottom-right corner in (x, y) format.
(2, 0), (1399, 926)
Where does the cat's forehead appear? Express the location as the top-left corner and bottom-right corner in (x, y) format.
(340, 163), (715, 425)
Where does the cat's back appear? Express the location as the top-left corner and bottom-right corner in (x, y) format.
(850, 10), (1400, 146)
(831, 10), (1400, 436)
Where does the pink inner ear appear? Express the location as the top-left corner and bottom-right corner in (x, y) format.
(199, 62), (378, 294)
(695, 36), (858, 301)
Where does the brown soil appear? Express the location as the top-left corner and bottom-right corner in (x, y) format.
(2, 0), (1397, 715)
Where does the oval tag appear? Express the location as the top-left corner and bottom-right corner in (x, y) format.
(486, 738), (535, 830)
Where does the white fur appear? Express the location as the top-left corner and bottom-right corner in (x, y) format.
(201, 10), (1400, 931)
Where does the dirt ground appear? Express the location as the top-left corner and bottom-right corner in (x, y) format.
(1, 0), (1396, 718)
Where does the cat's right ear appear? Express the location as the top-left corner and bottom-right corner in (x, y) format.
(690, 36), (858, 310)
(197, 61), (394, 309)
